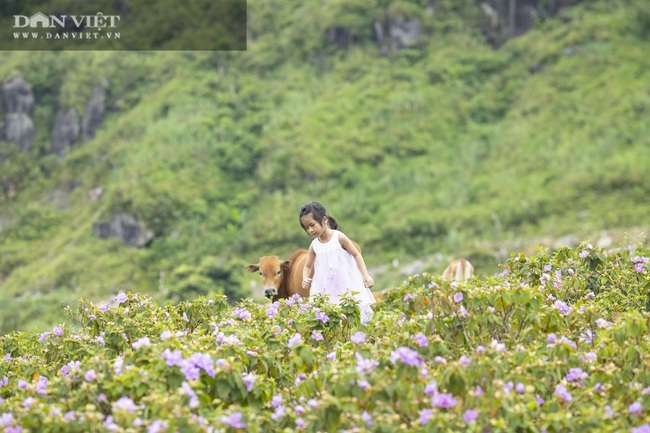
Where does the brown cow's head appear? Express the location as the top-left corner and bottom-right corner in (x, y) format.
(246, 256), (292, 299)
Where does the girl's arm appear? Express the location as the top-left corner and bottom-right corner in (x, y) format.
(302, 245), (316, 289)
(339, 232), (375, 288)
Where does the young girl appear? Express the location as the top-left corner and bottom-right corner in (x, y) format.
(299, 202), (376, 324)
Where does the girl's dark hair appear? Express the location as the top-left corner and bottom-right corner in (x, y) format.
(299, 201), (338, 230)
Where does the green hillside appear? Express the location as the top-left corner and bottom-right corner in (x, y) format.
(1, 0), (650, 334)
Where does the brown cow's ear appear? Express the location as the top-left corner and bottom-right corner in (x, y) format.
(281, 260), (292, 270)
(246, 264), (260, 272)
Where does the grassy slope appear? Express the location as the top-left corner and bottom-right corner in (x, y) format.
(0, 0), (649, 333)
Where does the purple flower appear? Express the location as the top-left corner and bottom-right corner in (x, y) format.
(84, 370), (97, 382)
(390, 347), (423, 366)
(0, 376), (8, 387)
(162, 349), (183, 367)
(565, 368), (588, 382)
(17, 380), (28, 389)
(554, 300), (571, 315)
(424, 380), (437, 396)
(362, 411), (373, 426)
(632, 257), (648, 272)
(503, 382), (514, 395)
(232, 307), (251, 320)
(266, 304), (278, 318)
(220, 412), (246, 429)
(516, 382), (525, 394)
(36, 376), (48, 395)
(114, 292), (128, 303)
(558, 335), (577, 349)
(453, 292), (463, 303)
(580, 328), (594, 342)
(536, 394), (545, 406)
(99, 303), (110, 312)
(357, 379), (370, 389)
(182, 382), (199, 408)
(272, 405), (286, 420)
(271, 325), (282, 335)
(295, 418), (305, 429)
(52, 327), (64, 337)
(113, 397), (138, 413)
(315, 311), (329, 323)
(242, 372), (255, 392)
(311, 331), (323, 341)
(288, 333), (303, 348)
(98, 393), (107, 403)
(104, 415), (119, 432)
(38, 332), (51, 342)
(632, 425), (650, 433)
(459, 355), (471, 366)
(476, 345), (486, 354)
(579, 250), (590, 259)
(132, 337), (151, 350)
(63, 411), (77, 423)
(586, 292), (595, 299)
(419, 408), (433, 425)
(431, 393), (457, 408)
(351, 332), (366, 345)
(630, 401), (643, 415)
(544, 265), (552, 272)
(190, 352), (215, 378)
(326, 351), (336, 361)
(554, 384), (572, 402)
(355, 352), (379, 374)
(0, 413), (14, 427)
(307, 399), (319, 409)
(272, 394), (283, 408)
(540, 273), (550, 284)
(413, 333), (428, 347)
(434, 356), (446, 364)
(147, 420), (169, 433)
(596, 318), (611, 328)
(463, 409), (478, 424)
(179, 361), (200, 381)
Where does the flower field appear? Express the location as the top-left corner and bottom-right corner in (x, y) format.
(1, 242), (650, 432)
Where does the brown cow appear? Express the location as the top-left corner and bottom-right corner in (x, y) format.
(442, 258), (474, 281)
(247, 241), (362, 302)
(246, 249), (311, 301)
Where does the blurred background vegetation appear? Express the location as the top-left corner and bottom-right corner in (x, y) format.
(1, 0), (649, 333)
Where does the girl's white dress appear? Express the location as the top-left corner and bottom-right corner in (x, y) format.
(309, 230), (375, 324)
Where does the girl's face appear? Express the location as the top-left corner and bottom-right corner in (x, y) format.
(300, 213), (328, 238)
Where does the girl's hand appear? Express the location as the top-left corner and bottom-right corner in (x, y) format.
(363, 275), (375, 289)
(302, 278), (312, 289)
